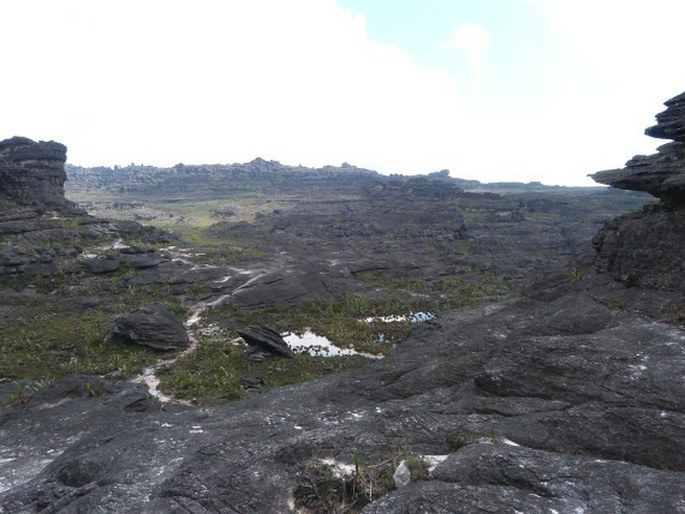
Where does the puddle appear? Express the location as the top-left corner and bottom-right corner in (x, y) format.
(283, 331), (384, 359)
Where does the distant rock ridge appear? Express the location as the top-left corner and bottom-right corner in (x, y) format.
(0, 136), (76, 212)
(591, 91), (685, 206)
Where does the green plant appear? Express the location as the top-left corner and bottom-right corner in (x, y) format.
(157, 337), (369, 404)
(570, 266), (583, 281)
(449, 431), (481, 451)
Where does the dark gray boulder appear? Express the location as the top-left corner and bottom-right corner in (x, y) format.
(82, 256), (122, 274)
(105, 303), (189, 351)
(237, 325), (294, 357)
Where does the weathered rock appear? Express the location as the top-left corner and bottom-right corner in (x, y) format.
(82, 256), (122, 274)
(376, 443), (685, 514)
(593, 205), (685, 291)
(0, 136), (76, 212)
(119, 253), (165, 269)
(591, 91), (685, 204)
(590, 92), (685, 291)
(237, 325), (294, 357)
(105, 303), (189, 351)
(645, 91), (685, 142)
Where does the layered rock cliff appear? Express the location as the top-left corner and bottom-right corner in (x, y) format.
(591, 92), (685, 291)
(0, 137), (75, 212)
(592, 92), (685, 206)
(0, 136), (172, 277)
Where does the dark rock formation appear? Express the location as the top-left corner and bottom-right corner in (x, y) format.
(592, 92), (685, 205)
(371, 444), (684, 513)
(645, 91), (685, 142)
(105, 303), (189, 351)
(0, 137), (176, 279)
(591, 91), (685, 291)
(0, 136), (75, 212)
(237, 325), (294, 357)
(593, 205), (685, 290)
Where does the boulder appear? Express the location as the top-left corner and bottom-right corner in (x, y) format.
(592, 206), (685, 291)
(237, 325), (294, 357)
(82, 256), (122, 274)
(105, 303), (189, 351)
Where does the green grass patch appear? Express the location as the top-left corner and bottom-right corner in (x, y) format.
(0, 279), (189, 405)
(0, 300), (158, 384)
(357, 272), (509, 304)
(158, 336), (369, 403)
(204, 294), (435, 357)
(157, 222), (264, 264)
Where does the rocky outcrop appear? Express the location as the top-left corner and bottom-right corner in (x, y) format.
(591, 92), (685, 205)
(0, 137), (176, 278)
(0, 136), (75, 212)
(105, 303), (190, 351)
(591, 92), (685, 291)
(237, 326), (294, 357)
(592, 205), (685, 290)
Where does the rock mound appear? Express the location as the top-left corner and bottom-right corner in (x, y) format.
(105, 303), (189, 351)
(237, 325), (294, 357)
(0, 137), (175, 278)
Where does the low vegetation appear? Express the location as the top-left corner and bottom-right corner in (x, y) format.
(157, 337), (369, 403)
(293, 447), (430, 513)
(0, 275), (188, 405)
(0, 299), (157, 402)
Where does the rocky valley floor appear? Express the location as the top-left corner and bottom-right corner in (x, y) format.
(1, 92), (685, 513)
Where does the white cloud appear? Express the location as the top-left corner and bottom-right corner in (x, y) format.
(546, 1), (685, 180)
(2, 0), (684, 186)
(445, 23), (491, 71)
(0, 0), (467, 176)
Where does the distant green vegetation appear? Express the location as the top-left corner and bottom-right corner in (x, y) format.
(160, 222), (264, 264)
(357, 272), (510, 305)
(67, 192), (269, 265)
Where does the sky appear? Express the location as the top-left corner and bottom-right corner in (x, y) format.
(3, 1), (685, 186)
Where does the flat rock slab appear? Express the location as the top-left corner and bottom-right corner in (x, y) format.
(105, 303), (189, 351)
(237, 325), (293, 357)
